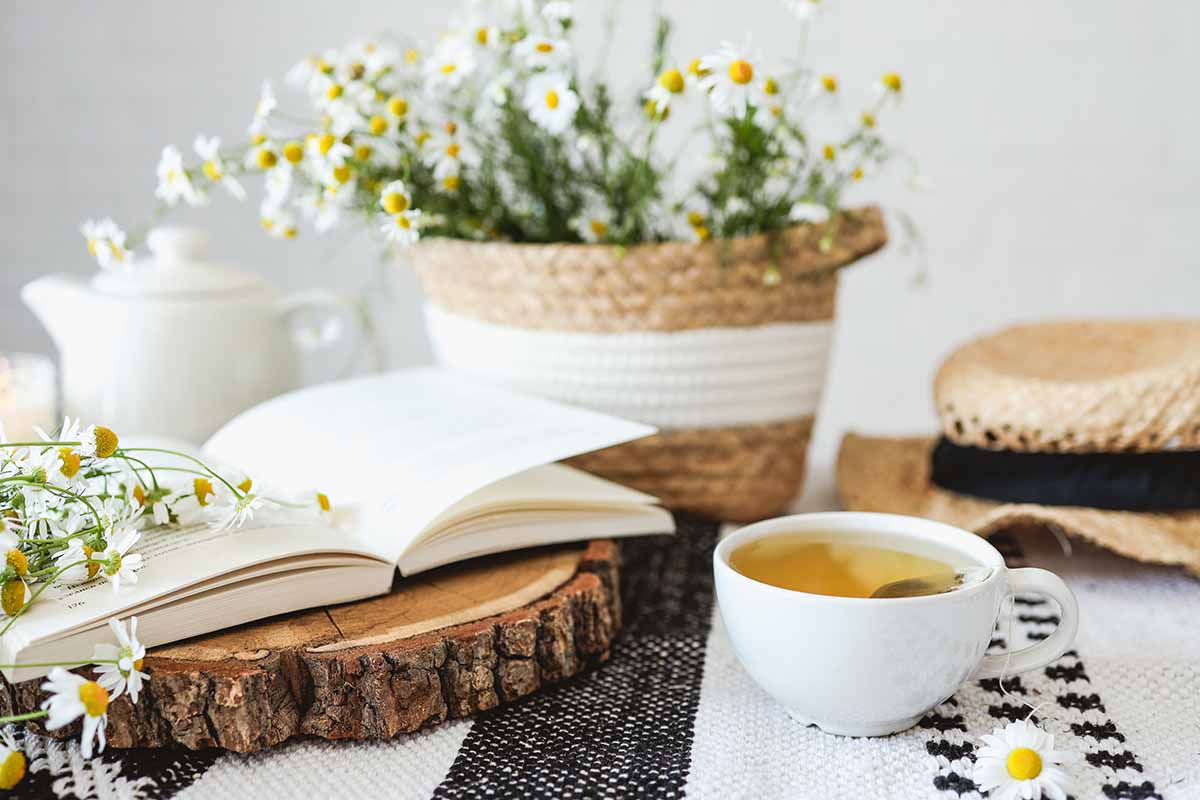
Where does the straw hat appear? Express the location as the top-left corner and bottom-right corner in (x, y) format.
(836, 320), (1200, 575)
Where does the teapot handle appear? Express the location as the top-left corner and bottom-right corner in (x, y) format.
(277, 290), (363, 383)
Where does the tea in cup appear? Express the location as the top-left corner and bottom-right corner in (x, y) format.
(713, 512), (1079, 737)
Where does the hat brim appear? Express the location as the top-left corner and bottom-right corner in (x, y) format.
(836, 433), (1200, 576)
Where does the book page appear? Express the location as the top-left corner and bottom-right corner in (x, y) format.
(0, 518), (390, 680)
(203, 368), (656, 564)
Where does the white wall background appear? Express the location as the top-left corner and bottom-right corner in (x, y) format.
(3, 0), (1199, 499)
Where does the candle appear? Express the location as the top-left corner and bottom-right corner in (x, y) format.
(0, 353), (57, 441)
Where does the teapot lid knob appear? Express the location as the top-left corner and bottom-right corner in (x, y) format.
(146, 226), (210, 264)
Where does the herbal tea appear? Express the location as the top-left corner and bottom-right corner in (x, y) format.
(728, 534), (958, 598)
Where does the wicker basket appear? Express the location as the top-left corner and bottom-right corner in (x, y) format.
(407, 206), (888, 521)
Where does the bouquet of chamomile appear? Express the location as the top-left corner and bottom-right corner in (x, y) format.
(0, 420), (329, 787)
(79, 0), (915, 271)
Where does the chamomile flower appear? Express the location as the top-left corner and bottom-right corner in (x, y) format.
(298, 186), (347, 233)
(79, 219), (130, 270)
(381, 209), (423, 245)
(0, 579), (31, 617)
(245, 139), (281, 172)
(80, 425), (119, 459)
(206, 491), (278, 531)
(260, 201), (299, 240)
(974, 720), (1075, 800)
(513, 35), (570, 70)
(698, 42), (761, 117)
(249, 80), (277, 136)
(0, 730), (25, 790)
(789, 201), (831, 224)
(92, 617), (148, 703)
(781, 0), (824, 21)
(193, 136), (246, 200)
(155, 145), (204, 207)
(427, 124), (480, 180)
(53, 538), (94, 584)
(40, 668), (109, 758)
(424, 35), (476, 92)
(98, 526), (143, 592)
(572, 199), (613, 243)
(306, 131), (353, 167)
(644, 67), (686, 115)
(523, 72), (579, 135)
(874, 71), (904, 102)
(378, 180), (413, 215)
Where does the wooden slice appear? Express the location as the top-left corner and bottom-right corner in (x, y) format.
(0, 540), (620, 753)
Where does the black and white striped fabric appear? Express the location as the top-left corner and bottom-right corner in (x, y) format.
(6, 517), (1198, 799)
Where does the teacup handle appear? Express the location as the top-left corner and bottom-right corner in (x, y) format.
(971, 567), (1079, 680)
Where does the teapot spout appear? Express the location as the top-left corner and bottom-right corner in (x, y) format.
(21, 274), (94, 352)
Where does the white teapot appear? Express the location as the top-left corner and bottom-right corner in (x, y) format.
(22, 226), (359, 442)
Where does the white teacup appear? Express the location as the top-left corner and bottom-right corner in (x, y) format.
(713, 512), (1079, 737)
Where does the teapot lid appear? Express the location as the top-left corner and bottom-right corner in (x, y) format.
(91, 226), (266, 296)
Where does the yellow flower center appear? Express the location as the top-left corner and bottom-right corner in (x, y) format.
(644, 99), (668, 119)
(387, 96), (408, 117)
(396, 215), (412, 230)
(250, 133), (267, 145)
(284, 227), (298, 239)
(202, 160), (223, 181)
(769, 104), (782, 117)
(318, 132), (336, 155)
(110, 242), (125, 262)
(728, 59), (754, 85)
(852, 167), (864, 181)
(861, 112), (876, 128)
(1006, 747), (1043, 781)
(475, 27), (490, 45)
(444, 121), (458, 135)
(78, 680), (109, 717)
(383, 192), (409, 214)
(92, 426), (119, 458)
(82, 545), (99, 579)
(545, 90), (560, 109)
(6, 549), (27, 577)
(440, 63), (457, 75)
(256, 148), (278, 169)
(442, 175), (460, 191)
(763, 78), (780, 95)
(317, 492), (331, 512)
(194, 477), (214, 507)
(87, 239), (98, 256)
(325, 83), (343, 100)
(369, 115), (388, 136)
(535, 42), (554, 53)
(823, 144), (836, 161)
(318, 58), (333, 74)
(332, 165), (352, 184)
(686, 211), (705, 227)
(404, 48), (419, 64)
(355, 144), (373, 160)
(349, 62), (365, 80)
(415, 131), (431, 147)
(694, 224), (712, 241)
(881, 71), (903, 92)
(0, 749), (26, 790)
(446, 142), (461, 158)
(659, 68), (685, 94)
(58, 447), (81, 478)
(238, 477), (253, 493)
(133, 657), (144, 671)
(687, 58), (709, 77)
(820, 74), (838, 92)
(133, 484), (146, 507)
(1, 580), (26, 616)
(589, 219), (608, 237)
(283, 141), (304, 163)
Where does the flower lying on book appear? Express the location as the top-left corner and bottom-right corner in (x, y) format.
(0, 418), (335, 781)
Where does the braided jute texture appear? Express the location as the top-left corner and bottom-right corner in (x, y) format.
(936, 319), (1200, 453)
(407, 206), (886, 333)
(837, 433), (1200, 574)
(566, 417), (813, 522)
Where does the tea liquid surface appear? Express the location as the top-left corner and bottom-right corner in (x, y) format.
(728, 534), (957, 598)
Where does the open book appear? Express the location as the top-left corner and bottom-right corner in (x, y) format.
(1, 369), (673, 682)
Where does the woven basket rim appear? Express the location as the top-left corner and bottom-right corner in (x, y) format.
(411, 204), (883, 259)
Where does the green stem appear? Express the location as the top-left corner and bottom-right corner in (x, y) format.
(0, 710), (48, 724)
(118, 448), (241, 497)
